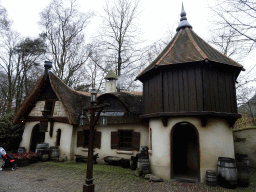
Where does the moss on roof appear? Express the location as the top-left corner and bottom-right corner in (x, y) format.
(105, 70), (117, 80)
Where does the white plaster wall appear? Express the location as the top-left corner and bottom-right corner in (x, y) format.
(233, 128), (256, 168)
(149, 117), (235, 183)
(74, 124), (149, 163)
(19, 121), (40, 152)
(19, 121), (74, 160)
(28, 101), (45, 116)
(44, 122), (74, 160)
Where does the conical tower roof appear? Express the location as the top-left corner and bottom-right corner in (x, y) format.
(137, 4), (243, 81)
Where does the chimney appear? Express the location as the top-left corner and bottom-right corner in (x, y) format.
(44, 61), (52, 79)
(104, 70), (117, 93)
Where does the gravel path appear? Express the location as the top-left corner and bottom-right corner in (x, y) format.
(0, 159), (253, 192)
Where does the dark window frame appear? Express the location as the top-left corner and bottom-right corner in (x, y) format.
(111, 130), (140, 151)
(77, 129), (101, 149)
(119, 130), (133, 150)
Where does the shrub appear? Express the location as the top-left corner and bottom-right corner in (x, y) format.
(0, 113), (25, 151)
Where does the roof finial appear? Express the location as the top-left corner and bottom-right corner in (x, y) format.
(176, 3), (192, 31)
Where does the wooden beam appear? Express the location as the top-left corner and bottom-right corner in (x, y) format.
(160, 117), (168, 127)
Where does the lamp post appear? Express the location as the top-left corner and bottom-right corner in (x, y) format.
(80, 88), (109, 192)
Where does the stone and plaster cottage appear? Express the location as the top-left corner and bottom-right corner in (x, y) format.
(14, 5), (243, 183)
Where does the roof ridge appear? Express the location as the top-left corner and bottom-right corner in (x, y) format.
(186, 28), (208, 60)
(156, 30), (182, 65)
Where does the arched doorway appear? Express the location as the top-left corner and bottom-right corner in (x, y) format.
(30, 124), (45, 152)
(171, 122), (200, 181)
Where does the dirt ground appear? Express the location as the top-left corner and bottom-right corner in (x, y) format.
(0, 159), (254, 192)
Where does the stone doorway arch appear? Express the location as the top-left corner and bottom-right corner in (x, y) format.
(30, 124), (45, 152)
(171, 122), (200, 181)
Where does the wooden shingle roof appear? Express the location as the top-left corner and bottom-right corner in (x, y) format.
(137, 27), (243, 81)
(14, 72), (143, 125)
(14, 72), (91, 125)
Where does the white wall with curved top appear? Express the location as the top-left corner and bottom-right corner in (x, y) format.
(149, 117), (235, 183)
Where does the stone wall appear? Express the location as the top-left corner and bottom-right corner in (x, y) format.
(53, 101), (67, 117)
(29, 101), (45, 116)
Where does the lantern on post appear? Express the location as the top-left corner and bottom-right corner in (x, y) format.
(80, 87), (109, 192)
(79, 110), (87, 127)
(90, 88), (97, 104)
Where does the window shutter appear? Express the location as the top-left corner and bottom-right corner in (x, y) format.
(111, 131), (119, 149)
(77, 131), (83, 147)
(133, 132), (140, 151)
(94, 131), (102, 149)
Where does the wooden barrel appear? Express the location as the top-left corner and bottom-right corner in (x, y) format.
(206, 170), (217, 187)
(218, 157), (238, 189)
(236, 153), (249, 167)
(36, 143), (49, 160)
(50, 146), (59, 160)
(142, 164), (151, 175)
(18, 147), (25, 154)
(137, 156), (149, 169)
(218, 157), (229, 183)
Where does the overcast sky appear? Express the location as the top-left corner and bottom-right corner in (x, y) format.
(1, 0), (214, 44)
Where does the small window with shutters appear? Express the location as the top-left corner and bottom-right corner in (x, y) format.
(111, 130), (140, 151)
(119, 130), (133, 150)
(77, 130), (101, 149)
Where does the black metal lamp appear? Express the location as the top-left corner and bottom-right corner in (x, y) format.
(90, 88), (97, 103)
(79, 111), (87, 127)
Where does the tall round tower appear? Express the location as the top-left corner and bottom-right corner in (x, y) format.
(136, 4), (244, 183)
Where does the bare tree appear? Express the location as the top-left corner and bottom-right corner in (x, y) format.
(0, 5), (11, 32)
(39, 0), (93, 87)
(212, 0), (256, 46)
(209, 1), (256, 111)
(100, 0), (143, 92)
(0, 29), (21, 113)
(144, 28), (174, 64)
(75, 42), (108, 93)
